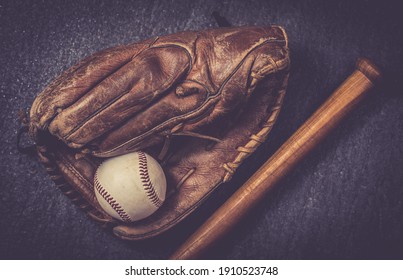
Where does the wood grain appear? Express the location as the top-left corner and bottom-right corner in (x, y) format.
(170, 58), (382, 260)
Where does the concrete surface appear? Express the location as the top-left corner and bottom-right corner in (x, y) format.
(1, 0), (403, 259)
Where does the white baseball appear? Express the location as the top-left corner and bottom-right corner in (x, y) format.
(94, 151), (166, 222)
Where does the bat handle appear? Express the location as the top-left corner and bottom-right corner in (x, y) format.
(170, 58), (382, 260)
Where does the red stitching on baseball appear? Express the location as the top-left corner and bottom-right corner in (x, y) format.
(94, 171), (132, 222)
(138, 152), (163, 208)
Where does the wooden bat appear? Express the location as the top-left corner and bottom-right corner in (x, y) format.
(170, 58), (382, 260)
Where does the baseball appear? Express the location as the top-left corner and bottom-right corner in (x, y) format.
(94, 151), (166, 222)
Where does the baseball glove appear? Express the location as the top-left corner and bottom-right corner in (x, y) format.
(28, 26), (290, 240)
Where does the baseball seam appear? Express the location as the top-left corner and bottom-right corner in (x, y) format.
(94, 171), (132, 222)
(138, 152), (163, 208)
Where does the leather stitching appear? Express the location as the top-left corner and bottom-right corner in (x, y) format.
(37, 144), (111, 222)
(138, 152), (163, 208)
(66, 45), (192, 145)
(62, 42), (155, 141)
(222, 71), (289, 182)
(94, 172), (132, 222)
(95, 39), (287, 157)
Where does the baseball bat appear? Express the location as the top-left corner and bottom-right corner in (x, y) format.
(170, 58), (382, 259)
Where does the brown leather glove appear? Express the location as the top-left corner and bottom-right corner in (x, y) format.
(29, 26), (290, 240)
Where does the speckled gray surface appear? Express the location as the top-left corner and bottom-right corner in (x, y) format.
(1, 0), (403, 260)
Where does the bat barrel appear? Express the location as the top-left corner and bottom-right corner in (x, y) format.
(170, 58), (382, 260)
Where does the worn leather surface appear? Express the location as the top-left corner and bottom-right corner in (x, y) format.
(30, 26), (289, 157)
(1, 0), (403, 259)
(29, 26), (290, 240)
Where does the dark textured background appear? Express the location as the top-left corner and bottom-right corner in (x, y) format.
(1, 0), (402, 260)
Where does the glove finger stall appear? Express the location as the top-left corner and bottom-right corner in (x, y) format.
(29, 43), (152, 139)
(49, 46), (191, 149)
